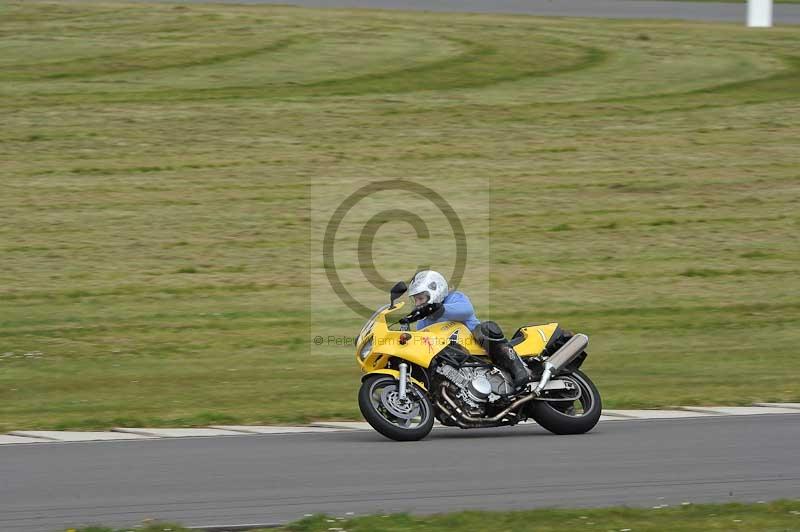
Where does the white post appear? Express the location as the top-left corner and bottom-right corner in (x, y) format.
(748, 0), (773, 27)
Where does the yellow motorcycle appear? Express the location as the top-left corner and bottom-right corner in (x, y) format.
(355, 281), (602, 441)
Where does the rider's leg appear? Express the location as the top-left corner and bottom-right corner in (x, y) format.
(474, 321), (530, 390)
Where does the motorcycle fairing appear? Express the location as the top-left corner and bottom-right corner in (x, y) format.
(510, 323), (562, 357)
(356, 301), (564, 377)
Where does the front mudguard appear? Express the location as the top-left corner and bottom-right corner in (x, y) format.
(361, 369), (428, 391)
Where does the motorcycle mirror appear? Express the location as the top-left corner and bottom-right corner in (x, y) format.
(390, 281), (407, 304)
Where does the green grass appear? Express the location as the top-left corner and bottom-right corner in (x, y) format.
(66, 500), (800, 532)
(1, 1), (799, 431)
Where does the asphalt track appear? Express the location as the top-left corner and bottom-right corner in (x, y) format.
(151, 0), (800, 24)
(2, 415), (799, 531)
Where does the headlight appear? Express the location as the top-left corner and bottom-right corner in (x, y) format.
(358, 338), (373, 361)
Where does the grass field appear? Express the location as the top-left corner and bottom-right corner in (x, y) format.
(1, 1), (799, 431)
(68, 500), (800, 531)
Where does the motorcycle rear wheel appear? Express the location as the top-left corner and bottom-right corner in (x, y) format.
(530, 369), (602, 435)
(358, 375), (434, 441)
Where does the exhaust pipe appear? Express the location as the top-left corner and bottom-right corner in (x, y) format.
(533, 333), (588, 395)
(440, 384), (537, 425)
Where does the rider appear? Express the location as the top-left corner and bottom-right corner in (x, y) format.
(407, 270), (531, 391)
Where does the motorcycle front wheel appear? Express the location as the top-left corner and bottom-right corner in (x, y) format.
(358, 374), (434, 441)
(530, 369), (602, 435)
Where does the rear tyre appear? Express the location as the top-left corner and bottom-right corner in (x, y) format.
(358, 375), (434, 441)
(530, 369), (602, 435)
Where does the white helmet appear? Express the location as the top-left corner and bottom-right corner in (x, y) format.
(408, 270), (449, 306)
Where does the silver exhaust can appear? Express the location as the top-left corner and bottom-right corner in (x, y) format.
(546, 333), (589, 372)
(533, 333), (589, 394)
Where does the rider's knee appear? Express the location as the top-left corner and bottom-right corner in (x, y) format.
(474, 321), (506, 348)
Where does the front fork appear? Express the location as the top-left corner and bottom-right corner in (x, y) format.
(396, 321), (411, 401)
(398, 362), (409, 401)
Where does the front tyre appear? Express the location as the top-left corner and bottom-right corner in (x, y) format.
(530, 369), (602, 435)
(358, 375), (434, 441)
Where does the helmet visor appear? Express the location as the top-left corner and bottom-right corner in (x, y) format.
(410, 292), (430, 307)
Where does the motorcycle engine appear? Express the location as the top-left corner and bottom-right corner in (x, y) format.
(436, 364), (515, 413)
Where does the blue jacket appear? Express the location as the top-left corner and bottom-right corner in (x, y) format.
(416, 291), (481, 332)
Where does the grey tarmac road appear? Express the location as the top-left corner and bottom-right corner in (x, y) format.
(2, 415), (799, 532)
(141, 0), (800, 24)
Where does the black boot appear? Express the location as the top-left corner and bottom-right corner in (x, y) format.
(475, 321), (531, 392)
(494, 343), (531, 391)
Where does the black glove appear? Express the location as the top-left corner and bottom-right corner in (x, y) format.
(399, 302), (443, 325)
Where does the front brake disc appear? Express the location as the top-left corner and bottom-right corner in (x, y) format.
(380, 387), (420, 419)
